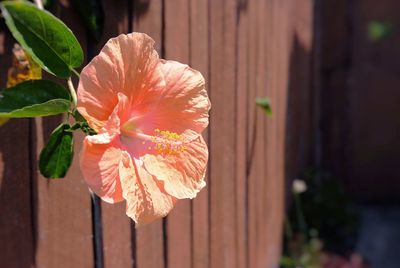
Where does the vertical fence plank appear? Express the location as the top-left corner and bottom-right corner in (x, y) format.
(320, 0), (350, 188)
(246, 0), (267, 266)
(334, 0), (400, 201)
(256, 0), (268, 266)
(263, 1), (287, 266)
(285, 0), (315, 182)
(248, 0), (300, 267)
(190, 0), (210, 267)
(263, 0), (292, 266)
(0, 24), (34, 268)
(34, 2), (94, 267)
(132, 1), (166, 268)
(164, 1), (192, 268)
(34, 129), (94, 268)
(236, 1), (249, 268)
(0, 121), (33, 267)
(98, 1), (135, 267)
(209, 0), (237, 267)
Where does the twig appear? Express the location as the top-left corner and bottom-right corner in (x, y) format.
(72, 69), (81, 78)
(67, 78), (78, 107)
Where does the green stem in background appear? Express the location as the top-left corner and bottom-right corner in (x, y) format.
(293, 194), (307, 268)
(67, 78), (78, 107)
(34, 0), (44, 10)
(284, 216), (293, 241)
(72, 69), (80, 78)
(294, 192), (307, 236)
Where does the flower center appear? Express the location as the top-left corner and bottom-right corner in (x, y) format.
(121, 120), (186, 156)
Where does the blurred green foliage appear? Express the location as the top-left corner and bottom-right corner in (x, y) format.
(70, 0), (105, 41)
(368, 21), (393, 41)
(289, 170), (359, 254)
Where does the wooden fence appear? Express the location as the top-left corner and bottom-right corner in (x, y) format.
(0, 0), (316, 267)
(320, 0), (400, 203)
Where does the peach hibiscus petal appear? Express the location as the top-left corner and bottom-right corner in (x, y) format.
(79, 94), (131, 203)
(119, 151), (176, 226)
(80, 140), (123, 203)
(86, 93), (129, 145)
(149, 60), (210, 141)
(77, 33), (165, 132)
(143, 136), (208, 199)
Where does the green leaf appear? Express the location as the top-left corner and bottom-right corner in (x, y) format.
(39, 123), (73, 178)
(256, 97), (272, 116)
(368, 21), (393, 41)
(0, 1), (84, 78)
(280, 256), (297, 267)
(72, 109), (86, 122)
(70, 0), (104, 41)
(71, 110), (97, 135)
(0, 80), (71, 117)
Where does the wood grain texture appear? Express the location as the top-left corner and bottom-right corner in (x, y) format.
(0, 23), (34, 268)
(255, 0), (268, 266)
(102, 203), (134, 268)
(190, 0), (210, 267)
(209, 0), (237, 267)
(286, 0), (314, 183)
(0, 0), (321, 267)
(34, 127), (94, 268)
(164, 1), (193, 267)
(246, 0), (265, 266)
(132, 1), (166, 268)
(97, 1), (135, 267)
(236, 2), (249, 267)
(262, 1), (289, 266)
(247, 1), (272, 267)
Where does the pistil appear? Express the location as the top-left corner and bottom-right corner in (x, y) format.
(121, 125), (186, 156)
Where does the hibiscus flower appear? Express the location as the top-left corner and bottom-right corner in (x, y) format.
(77, 33), (210, 226)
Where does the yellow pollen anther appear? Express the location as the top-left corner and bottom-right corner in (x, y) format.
(150, 129), (186, 156)
(123, 128), (187, 156)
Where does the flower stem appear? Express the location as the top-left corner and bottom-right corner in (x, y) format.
(72, 69), (80, 78)
(284, 216), (293, 241)
(294, 192), (307, 236)
(67, 78), (78, 107)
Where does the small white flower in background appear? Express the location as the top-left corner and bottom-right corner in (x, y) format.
(292, 179), (307, 194)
